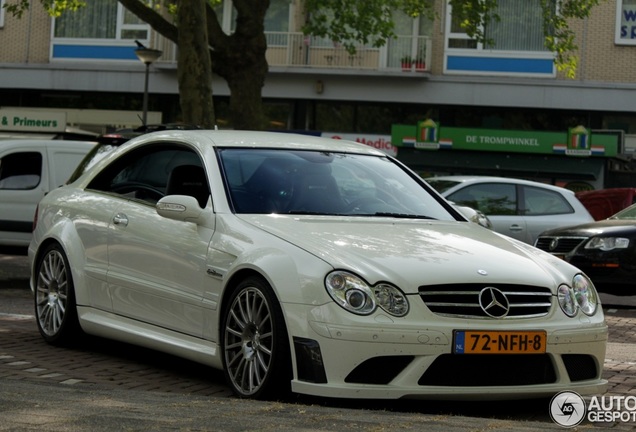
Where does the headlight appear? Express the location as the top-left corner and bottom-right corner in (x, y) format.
(325, 271), (409, 317)
(557, 284), (577, 317)
(557, 274), (598, 317)
(573, 274), (598, 316)
(585, 237), (629, 251)
(374, 284), (409, 316)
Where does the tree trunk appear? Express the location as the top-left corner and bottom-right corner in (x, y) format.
(226, 72), (268, 131)
(120, 0), (269, 130)
(222, 46), (269, 131)
(209, 0), (270, 131)
(177, 0), (215, 128)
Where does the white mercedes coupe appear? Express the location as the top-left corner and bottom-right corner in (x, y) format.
(29, 130), (607, 400)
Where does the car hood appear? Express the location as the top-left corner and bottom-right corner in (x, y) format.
(539, 219), (636, 237)
(239, 215), (568, 293)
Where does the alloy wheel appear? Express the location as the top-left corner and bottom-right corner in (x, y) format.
(224, 286), (274, 396)
(36, 249), (70, 336)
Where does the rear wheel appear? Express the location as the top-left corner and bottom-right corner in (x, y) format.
(221, 276), (291, 399)
(34, 243), (82, 345)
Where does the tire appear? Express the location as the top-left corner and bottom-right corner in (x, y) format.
(34, 243), (82, 345)
(221, 276), (292, 399)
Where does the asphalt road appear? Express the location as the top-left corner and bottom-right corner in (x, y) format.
(1, 252), (635, 431)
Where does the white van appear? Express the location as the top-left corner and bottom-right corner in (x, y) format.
(0, 140), (95, 248)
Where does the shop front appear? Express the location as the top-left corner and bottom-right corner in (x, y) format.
(391, 122), (622, 191)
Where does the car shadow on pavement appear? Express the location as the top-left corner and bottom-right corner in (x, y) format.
(291, 393), (552, 423)
(30, 329), (553, 423)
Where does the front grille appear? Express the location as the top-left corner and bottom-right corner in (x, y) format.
(419, 354), (556, 386)
(535, 236), (587, 254)
(419, 284), (552, 319)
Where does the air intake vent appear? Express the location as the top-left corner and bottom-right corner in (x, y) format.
(419, 354), (556, 386)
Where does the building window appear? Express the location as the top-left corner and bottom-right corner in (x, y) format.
(216, 0), (290, 34)
(0, 0), (5, 28)
(447, 0), (549, 52)
(265, 0), (290, 32)
(53, 0), (149, 41)
(616, 0), (636, 45)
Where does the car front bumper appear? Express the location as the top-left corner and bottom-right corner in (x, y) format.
(285, 302), (609, 400)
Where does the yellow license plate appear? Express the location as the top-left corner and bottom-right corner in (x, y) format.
(453, 330), (546, 354)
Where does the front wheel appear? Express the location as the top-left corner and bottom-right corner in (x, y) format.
(34, 243), (82, 345)
(221, 276), (291, 399)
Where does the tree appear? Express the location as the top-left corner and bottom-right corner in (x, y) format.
(6, 0), (605, 130)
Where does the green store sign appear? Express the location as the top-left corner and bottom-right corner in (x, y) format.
(0, 109), (66, 133)
(391, 122), (618, 157)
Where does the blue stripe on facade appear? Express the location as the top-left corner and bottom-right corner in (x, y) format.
(447, 56), (554, 74)
(53, 45), (138, 60)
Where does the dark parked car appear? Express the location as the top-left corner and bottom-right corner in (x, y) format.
(535, 203), (636, 294)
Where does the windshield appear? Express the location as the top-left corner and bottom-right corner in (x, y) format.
(218, 149), (456, 220)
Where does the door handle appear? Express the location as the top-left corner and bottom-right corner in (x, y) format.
(509, 224), (523, 231)
(113, 213), (129, 226)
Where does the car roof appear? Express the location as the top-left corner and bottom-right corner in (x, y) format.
(127, 130), (384, 155)
(96, 123), (203, 146)
(426, 175), (574, 193)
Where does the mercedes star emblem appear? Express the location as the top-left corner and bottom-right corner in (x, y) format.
(478, 287), (510, 318)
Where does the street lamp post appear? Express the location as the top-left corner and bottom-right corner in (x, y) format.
(134, 46), (162, 125)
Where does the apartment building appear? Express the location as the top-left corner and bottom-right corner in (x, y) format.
(1, 0), (636, 188)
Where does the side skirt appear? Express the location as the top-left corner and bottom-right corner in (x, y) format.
(77, 306), (222, 369)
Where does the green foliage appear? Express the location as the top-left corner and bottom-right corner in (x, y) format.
(540, 0), (604, 78)
(4, 0), (607, 78)
(3, 0), (30, 18)
(5, 0), (86, 18)
(448, 0), (499, 47)
(303, 0), (435, 54)
(449, 0), (606, 78)
(304, 0), (607, 77)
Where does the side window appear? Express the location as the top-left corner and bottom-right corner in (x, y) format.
(523, 186), (574, 216)
(449, 183), (517, 216)
(0, 152), (42, 190)
(87, 145), (209, 207)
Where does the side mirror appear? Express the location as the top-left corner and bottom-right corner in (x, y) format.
(453, 204), (493, 229)
(156, 195), (206, 224)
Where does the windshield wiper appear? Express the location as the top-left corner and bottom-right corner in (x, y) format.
(286, 210), (333, 215)
(373, 212), (436, 220)
(284, 210), (436, 219)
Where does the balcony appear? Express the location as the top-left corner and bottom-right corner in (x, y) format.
(150, 32), (431, 74)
